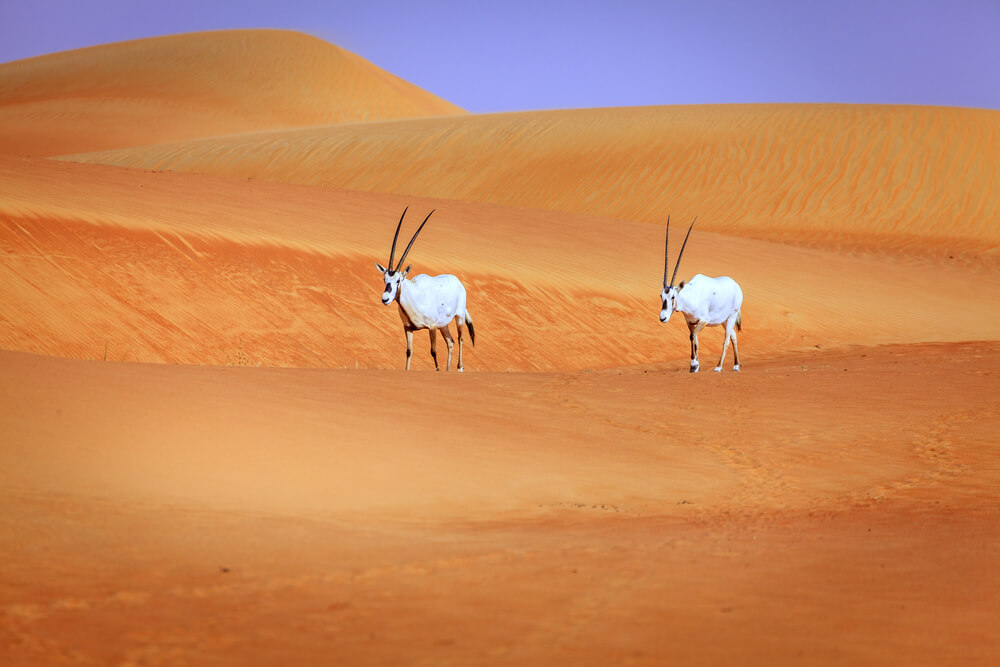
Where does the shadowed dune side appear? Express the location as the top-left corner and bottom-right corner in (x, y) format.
(3, 156), (1000, 370)
(65, 104), (1000, 259)
(0, 29), (464, 157)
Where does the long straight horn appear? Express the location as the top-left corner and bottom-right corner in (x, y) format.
(663, 215), (671, 288)
(388, 206), (408, 271)
(669, 216), (697, 288)
(395, 209), (435, 271)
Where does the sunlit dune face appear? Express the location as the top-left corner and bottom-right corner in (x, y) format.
(61, 105), (1000, 255)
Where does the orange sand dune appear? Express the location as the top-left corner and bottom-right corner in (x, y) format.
(0, 29), (463, 157)
(3, 30), (1000, 664)
(4, 156), (1000, 370)
(2, 343), (999, 665)
(65, 104), (1000, 256)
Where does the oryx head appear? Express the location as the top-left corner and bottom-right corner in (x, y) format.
(375, 207), (435, 305)
(660, 215), (696, 323)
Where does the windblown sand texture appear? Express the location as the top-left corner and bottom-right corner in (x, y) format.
(2, 30), (999, 666)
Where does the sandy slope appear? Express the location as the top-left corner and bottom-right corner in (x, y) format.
(65, 104), (1000, 256)
(0, 30), (463, 157)
(4, 156), (1000, 370)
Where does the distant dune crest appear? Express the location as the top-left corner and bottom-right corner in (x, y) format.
(0, 29), (464, 157)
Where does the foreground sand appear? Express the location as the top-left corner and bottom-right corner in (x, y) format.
(2, 343), (999, 665)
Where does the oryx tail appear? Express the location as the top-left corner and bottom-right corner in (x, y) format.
(465, 309), (476, 345)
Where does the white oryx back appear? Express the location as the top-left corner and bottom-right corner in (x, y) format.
(398, 273), (468, 330)
(674, 274), (743, 327)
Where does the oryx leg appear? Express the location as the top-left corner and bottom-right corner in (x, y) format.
(404, 328), (414, 370)
(454, 317), (465, 372)
(688, 321), (705, 373)
(440, 324), (456, 371)
(428, 327), (440, 371)
(715, 313), (740, 372)
(730, 326), (741, 372)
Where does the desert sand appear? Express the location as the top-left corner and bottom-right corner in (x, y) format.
(1, 30), (999, 665)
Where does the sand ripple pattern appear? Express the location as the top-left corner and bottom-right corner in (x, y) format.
(66, 105), (1000, 247)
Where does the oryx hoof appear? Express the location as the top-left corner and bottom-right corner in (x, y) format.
(733, 365), (741, 372)
(457, 367), (464, 373)
(713, 366), (723, 373)
(689, 366), (700, 374)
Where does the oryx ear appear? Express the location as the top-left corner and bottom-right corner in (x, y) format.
(375, 262), (388, 274)
(401, 264), (412, 277)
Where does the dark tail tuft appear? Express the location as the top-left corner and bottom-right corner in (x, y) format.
(465, 310), (476, 346)
(736, 311), (742, 332)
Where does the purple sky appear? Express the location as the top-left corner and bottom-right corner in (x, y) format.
(1, 0), (998, 112)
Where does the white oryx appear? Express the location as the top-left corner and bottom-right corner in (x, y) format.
(660, 216), (744, 373)
(376, 207), (475, 371)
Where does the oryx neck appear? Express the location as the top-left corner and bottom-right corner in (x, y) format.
(395, 274), (419, 312)
(394, 275), (408, 304)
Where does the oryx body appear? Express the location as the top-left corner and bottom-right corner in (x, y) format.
(376, 208), (475, 371)
(659, 217), (743, 373)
